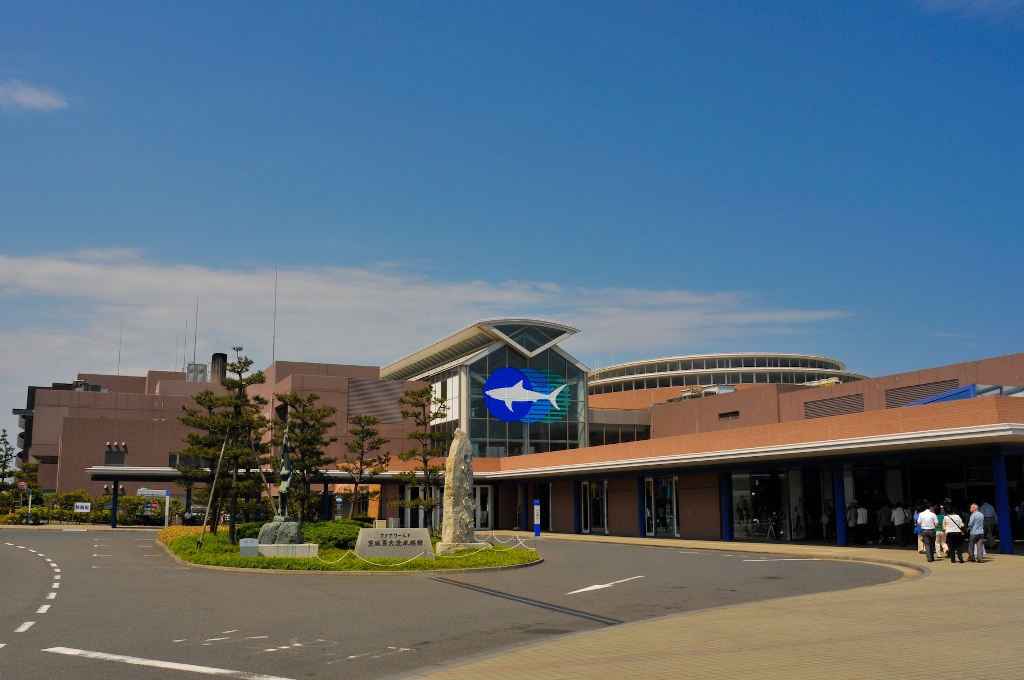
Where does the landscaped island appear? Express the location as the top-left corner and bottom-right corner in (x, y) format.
(158, 521), (540, 572)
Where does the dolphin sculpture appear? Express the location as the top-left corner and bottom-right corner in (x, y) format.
(485, 381), (567, 411)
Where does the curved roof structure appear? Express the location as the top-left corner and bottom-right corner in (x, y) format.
(381, 318), (579, 381)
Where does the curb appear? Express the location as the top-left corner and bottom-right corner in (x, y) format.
(154, 539), (544, 576)
(0, 524), (161, 532)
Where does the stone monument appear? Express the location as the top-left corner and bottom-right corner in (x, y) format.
(436, 428), (488, 555)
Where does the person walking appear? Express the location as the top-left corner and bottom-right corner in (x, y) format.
(892, 502), (910, 547)
(914, 503), (925, 553)
(917, 503), (938, 562)
(979, 501), (996, 550)
(935, 505), (947, 558)
(967, 503), (986, 563)
(855, 501), (869, 545)
(846, 503), (857, 543)
(878, 501), (894, 545)
(944, 505), (966, 563)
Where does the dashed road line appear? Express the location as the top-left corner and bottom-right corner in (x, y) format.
(46, 593), (56, 600)
(14, 622), (35, 633)
(42, 647), (297, 679)
(36, 605), (50, 614)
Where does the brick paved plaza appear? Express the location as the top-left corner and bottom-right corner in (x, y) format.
(418, 534), (1024, 679)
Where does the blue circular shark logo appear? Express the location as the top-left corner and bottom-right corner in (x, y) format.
(483, 367), (569, 423)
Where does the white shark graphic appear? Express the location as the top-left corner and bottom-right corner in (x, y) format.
(486, 381), (567, 411)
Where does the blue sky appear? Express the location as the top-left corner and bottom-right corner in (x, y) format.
(1, 1), (1023, 432)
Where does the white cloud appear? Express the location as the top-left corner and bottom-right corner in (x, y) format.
(0, 80), (69, 112)
(918, 0), (1024, 20)
(0, 250), (849, 440)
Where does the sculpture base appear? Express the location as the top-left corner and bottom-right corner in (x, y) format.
(258, 543), (318, 558)
(435, 541), (489, 555)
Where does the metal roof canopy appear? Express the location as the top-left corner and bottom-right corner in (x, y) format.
(381, 318), (580, 381)
(85, 423), (1024, 484)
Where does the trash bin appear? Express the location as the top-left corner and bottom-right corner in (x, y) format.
(239, 538), (259, 557)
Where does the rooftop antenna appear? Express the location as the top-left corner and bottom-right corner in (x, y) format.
(272, 266), (278, 365)
(175, 336), (179, 372)
(192, 298), (199, 367)
(117, 320), (123, 376)
(182, 318), (188, 373)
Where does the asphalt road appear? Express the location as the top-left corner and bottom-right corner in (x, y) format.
(0, 528), (900, 679)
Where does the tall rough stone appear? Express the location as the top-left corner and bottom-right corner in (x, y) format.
(436, 428), (488, 555)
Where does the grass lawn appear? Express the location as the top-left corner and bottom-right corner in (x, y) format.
(159, 526), (540, 572)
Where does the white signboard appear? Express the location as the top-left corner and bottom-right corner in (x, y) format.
(73, 502), (92, 513)
(354, 528), (434, 561)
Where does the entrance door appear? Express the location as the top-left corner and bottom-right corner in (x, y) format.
(654, 478), (677, 536)
(406, 486), (422, 528)
(589, 480), (607, 535)
(475, 485), (491, 530)
(581, 482), (591, 533)
(644, 478), (656, 536)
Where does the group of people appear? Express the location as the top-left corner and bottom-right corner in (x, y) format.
(842, 498), (999, 563)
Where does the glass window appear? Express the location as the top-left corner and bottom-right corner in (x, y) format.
(656, 363), (668, 372)
(605, 426), (620, 445)
(612, 382), (623, 392)
(684, 375), (698, 386)
(743, 357), (755, 368)
(668, 361), (679, 371)
(769, 372), (781, 383)
(620, 426), (636, 443)
(680, 360), (692, 371)
(646, 378), (657, 389)
(755, 372), (768, 383)
(699, 374), (712, 385)
(625, 366), (635, 376)
(742, 373), (754, 383)
(713, 373), (726, 385)
(658, 377), (670, 388)
(470, 419), (487, 440)
(671, 376), (683, 387)
(756, 357), (767, 367)
(691, 359), (704, 370)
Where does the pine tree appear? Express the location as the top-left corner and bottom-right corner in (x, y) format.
(273, 392), (338, 523)
(179, 347), (270, 545)
(13, 462), (40, 492)
(0, 429), (16, 493)
(338, 415), (390, 518)
(394, 387), (448, 534)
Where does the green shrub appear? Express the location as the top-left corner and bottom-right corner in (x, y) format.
(350, 515), (374, 527)
(235, 521), (269, 540)
(300, 519), (363, 549)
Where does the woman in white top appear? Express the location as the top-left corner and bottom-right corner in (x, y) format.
(944, 507), (965, 564)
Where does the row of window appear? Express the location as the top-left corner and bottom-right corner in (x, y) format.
(592, 356), (843, 381)
(471, 440), (580, 457)
(588, 372), (856, 394)
(588, 424), (651, 446)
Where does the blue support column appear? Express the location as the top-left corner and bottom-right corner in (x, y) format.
(637, 477), (646, 537)
(110, 480), (119, 529)
(520, 484), (529, 530)
(572, 481), (581, 534)
(993, 453), (1014, 554)
(720, 472), (733, 541)
(832, 466), (847, 547)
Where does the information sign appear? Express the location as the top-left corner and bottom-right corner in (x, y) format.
(533, 499), (541, 537)
(73, 502), (92, 513)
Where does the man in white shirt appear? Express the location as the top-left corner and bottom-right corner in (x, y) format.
(979, 501), (996, 549)
(917, 504), (939, 563)
(855, 502), (869, 545)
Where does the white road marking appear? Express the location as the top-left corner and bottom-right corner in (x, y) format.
(29, 549), (36, 553)
(14, 622), (35, 633)
(132, 538), (152, 541)
(173, 639), (187, 643)
(36, 605), (50, 614)
(566, 575), (644, 595)
(92, 555), (110, 557)
(4, 542), (12, 545)
(222, 630), (239, 634)
(42, 647), (296, 679)
(743, 558), (819, 562)
(0, 643), (5, 649)
(54, 575), (61, 580)
(46, 593), (56, 600)
(62, 528), (87, 531)
(52, 583), (59, 589)
(53, 568), (60, 572)
(17, 546), (24, 549)
(205, 637), (230, 642)
(246, 636), (268, 639)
